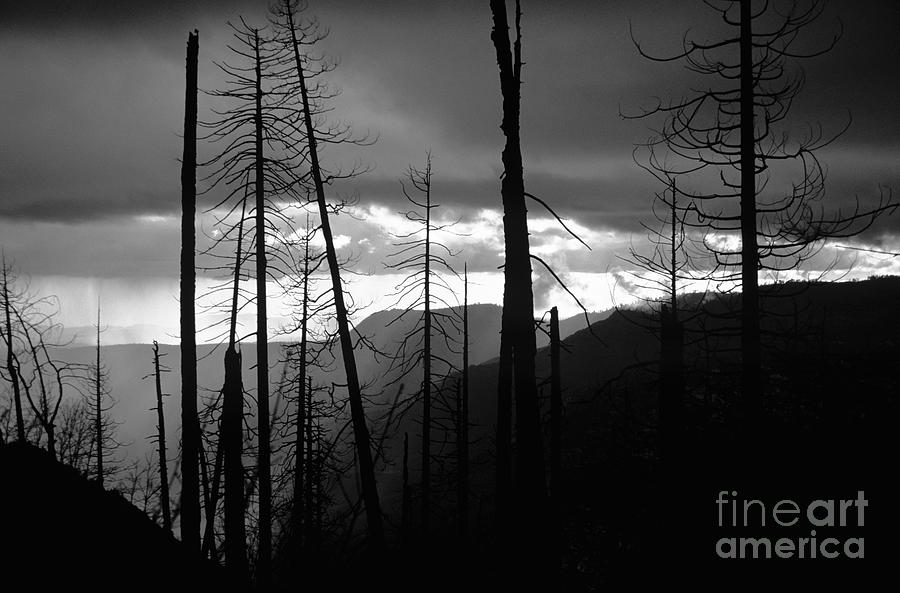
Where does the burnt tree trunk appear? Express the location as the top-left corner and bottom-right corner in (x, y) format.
(2, 261), (25, 442)
(489, 0), (547, 538)
(304, 376), (314, 545)
(95, 306), (104, 486)
(458, 267), (469, 541)
(223, 347), (248, 576)
(152, 341), (172, 533)
(740, 0), (761, 429)
(659, 306), (684, 463)
(421, 164), (432, 535)
(251, 29), (273, 586)
(293, 225), (310, 546)
(223, 197), (248, 577)
(549, 306), (561, 504)
(180, 29), (201, 551)
(284, 4), (385, 551)
(201, 433), (224, 562)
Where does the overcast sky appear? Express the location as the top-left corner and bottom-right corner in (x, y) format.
(2, 1), (899, 339)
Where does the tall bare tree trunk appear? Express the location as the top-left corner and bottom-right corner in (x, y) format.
(489, 0), (547, 536)
(304, 375), (314, 539)
(740, 0), (761, 429)
(250, 29), (273, 586)
(180, 29), (201, 552)
(2, 259), (25, 442)
(421, 163), (432, 535)
(660, 180), (684, 464)
(223, 198), (248, 577)
(458, 267), (469, 541)
(201, 434), (224, 562)
(95, 305), (104, 486)
(294, 220), (310, 544)
(222, 347), (247, 574)
(284, 4), (384, 551)
(152, 341), (172, 533)
(549, 306), (561, 503)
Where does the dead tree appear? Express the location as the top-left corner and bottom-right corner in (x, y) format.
(85, 304), (124, 487)
(630, 0), (895, 433)
(457, 266), (470, 541)
(272, 0), (385, 551)
(549, 306), (561, 505)
(151, 341), (172, 533)
(1, 256), (25, 442)
(199, 19), (303, 580)
(488, 0), (546, 537)
(223, 199), (249, 578)
(94, 306), (104, 484)
(383, 153), (461, 535)
(251, 27), (274, 580)
(180, 28), (201, 551)
(6, 289), (80, 461)
(619, 176), (693, 462)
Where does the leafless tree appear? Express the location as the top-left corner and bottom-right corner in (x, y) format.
(143, 341), (173, 533)
(180, 28), (202, 552)
(382, 153), (461, 535)
(199, 18), (303, 581)
(270, 0), (385, 552)
(628, 0), (895, 430)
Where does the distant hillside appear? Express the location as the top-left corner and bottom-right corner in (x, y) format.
(39, 304), (609, 465)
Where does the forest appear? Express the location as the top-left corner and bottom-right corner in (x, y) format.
(1, 0), (898, 590)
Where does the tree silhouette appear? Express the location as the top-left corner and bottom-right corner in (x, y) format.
(147, 341), (173, 533)
(488, 0), (547, 554)
(618, 176), (695, 463)
(271, 0), (385, 552)
(180, 28), (202, 552)
(1, 255), (25, 442)
(199, 19), (304, 581)
(383, 153), (461, 535)
(1, 267), (86, 462)
(84, 304), (125, 487)
(629, 0), (894, 432)
(457, 266), (470, 542)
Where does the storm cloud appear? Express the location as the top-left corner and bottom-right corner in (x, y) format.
(2, 0), (899, 327)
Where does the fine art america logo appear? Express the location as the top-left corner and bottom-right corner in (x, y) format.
(715, 491), (866, 559)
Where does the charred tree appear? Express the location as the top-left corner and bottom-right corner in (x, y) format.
(549, 306), (561, 505)
(457, 266), (470, 541)
(251, 27), (274, 585)
(383, 153), (460, 536)
(303, 375), (314, 544)
(737, 0), (761, 426)
(1, 256), (24, 442)
(276, 0), (385, 551)
(180, 28), (201, 551)
(94, 306), (104, 485)
(630, 0), (895, 436)
(489, 0), (547, 536)
(151, 341), (172, 533)
(6, 285), (80, 462)
(224, 200), (249, 578)
(291, 216), (311, 544)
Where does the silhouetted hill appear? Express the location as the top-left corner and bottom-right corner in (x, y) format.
(39, 304), (609, 466)
(0, 442), (230, 591)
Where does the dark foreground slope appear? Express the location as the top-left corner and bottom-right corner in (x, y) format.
(550, 278), (900, 589)
(414, 277), (900, 589)
(0, 442), (231, 591)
